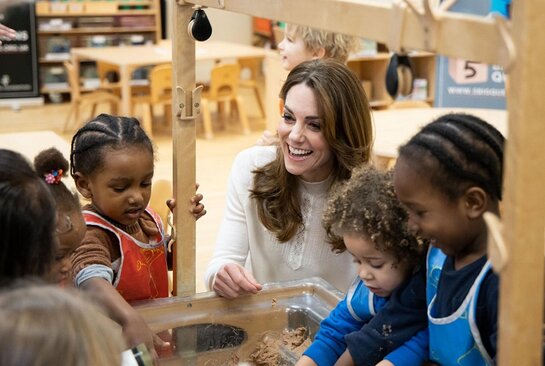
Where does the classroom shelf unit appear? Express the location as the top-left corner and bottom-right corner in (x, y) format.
(35, 0), (162, 96)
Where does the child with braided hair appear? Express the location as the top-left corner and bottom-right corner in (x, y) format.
(337, 113), (505, 366)
(69, 114), (206, 359)
(34, 147), (86, 287)
(296, 165), (427, 366)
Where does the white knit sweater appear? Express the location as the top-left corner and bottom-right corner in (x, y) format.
(204, 146), (356, 293)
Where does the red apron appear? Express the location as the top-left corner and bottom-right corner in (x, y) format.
(83, 208), (169, 301)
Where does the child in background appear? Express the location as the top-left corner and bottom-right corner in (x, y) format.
(257, 24), (359, 146)
(0, 149), (57, 286)
(295, 165), (427, 366)
(0, 283), (126, 366)
(70, 114), (206, 356)
(34, 147), (86, 287)
(277, 24), (357, 71)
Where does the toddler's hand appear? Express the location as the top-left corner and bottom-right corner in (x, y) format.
(334, 350), (355, 366)
(122, 313), (160, 364)
(295, 355), (318, 366)
(166, 183), (206, 220)
(375, 361), (395, 366)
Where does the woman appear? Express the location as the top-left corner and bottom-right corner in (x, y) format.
(205, 59), (374, 298)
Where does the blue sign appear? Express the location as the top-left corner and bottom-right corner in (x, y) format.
(434, 0), (510, 109)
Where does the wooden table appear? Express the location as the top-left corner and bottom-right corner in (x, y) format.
(71, 41), (269, 115)
(372, 107), (507, 162)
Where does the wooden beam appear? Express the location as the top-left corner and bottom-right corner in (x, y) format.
(497, 0), (545, 364)
(172, 2), (197, 296)
(181, 0), (512, 68)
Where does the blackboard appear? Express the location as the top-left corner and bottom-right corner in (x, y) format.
(0, 0), (40, 99)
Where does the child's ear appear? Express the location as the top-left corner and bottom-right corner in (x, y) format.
(312, 47), (326, 59)
(464, 187), (488, 219)
(73, 172), (93, 199)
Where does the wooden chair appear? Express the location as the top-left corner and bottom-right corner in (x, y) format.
(149, 178), (174, 295)
(95, 61), (150, 98)
(200, 63), (251, 139)
(63, 61), (120, 132)
(237, 57), (265, 118)
(149, 178), (173, 231)
(131, 63), (173, 137)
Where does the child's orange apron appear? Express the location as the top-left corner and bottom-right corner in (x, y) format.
(83, 209), (169, 301)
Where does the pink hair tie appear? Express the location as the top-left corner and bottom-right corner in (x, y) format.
(44, 169), (63, 185)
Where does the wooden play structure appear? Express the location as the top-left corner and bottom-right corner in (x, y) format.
(167, 1), (545, 364)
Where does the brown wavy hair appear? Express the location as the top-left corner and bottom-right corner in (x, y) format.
(250, 59), (373, 243)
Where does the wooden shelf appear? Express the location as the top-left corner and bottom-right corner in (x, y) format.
(347, 51), (436, 108)
(38, 27), (156, 35)
(37, 0), (161, 97)
(38, 10), (156, 17)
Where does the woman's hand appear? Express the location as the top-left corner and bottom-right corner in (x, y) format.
(212, 263), (263, 299)
(0, 24), (16, 44)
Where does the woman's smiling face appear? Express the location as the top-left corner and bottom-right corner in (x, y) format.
(277, 83), (333, 182)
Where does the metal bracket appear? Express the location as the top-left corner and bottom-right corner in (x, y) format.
(175, 85), (204, 121)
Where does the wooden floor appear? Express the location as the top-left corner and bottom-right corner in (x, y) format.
(0, 92), (267, 293)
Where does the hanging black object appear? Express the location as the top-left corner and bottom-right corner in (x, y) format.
(188, 8), (212, 42)
(385, 53), (415, 98)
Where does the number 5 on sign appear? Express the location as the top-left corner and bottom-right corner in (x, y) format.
(448, 58), (488, 84)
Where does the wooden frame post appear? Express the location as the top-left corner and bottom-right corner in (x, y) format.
(172, 0), (198, 296)
(497, 1), (545, 364)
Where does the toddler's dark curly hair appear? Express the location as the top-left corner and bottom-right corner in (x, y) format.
(323, 165), (425, 269)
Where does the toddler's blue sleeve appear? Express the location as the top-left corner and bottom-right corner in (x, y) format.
(384, 328), (429, 366)
(304, 296), (365, 366)
(344, 263), (428, 366)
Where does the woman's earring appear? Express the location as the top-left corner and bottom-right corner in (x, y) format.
(188, 7), (212, 42)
